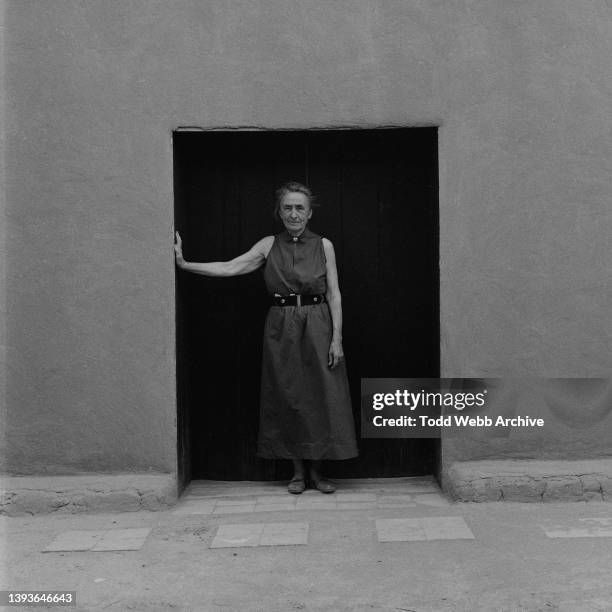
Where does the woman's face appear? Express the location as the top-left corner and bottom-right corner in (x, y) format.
(279, 191), (312, 234)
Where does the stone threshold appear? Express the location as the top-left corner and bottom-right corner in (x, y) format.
(186, 476), (439, 498)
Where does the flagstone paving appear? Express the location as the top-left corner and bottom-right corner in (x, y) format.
(541, 516), (612, 538)
(7, 479), (612, 610)
(210, 522), (309, 548)
(42, 529), (108, 552)
(43, 527), (151, 552)
(38, 479), (612, 556)
(376, 517), (475, 542)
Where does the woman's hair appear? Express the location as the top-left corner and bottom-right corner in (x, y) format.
(274, 181), (318, 219)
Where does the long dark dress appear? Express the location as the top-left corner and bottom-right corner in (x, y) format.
(256, 227), (359, 460)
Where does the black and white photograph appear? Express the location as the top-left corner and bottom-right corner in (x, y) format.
(1, 1), (611, 610)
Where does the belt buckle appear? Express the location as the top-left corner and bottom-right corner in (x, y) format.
(289, 293), (301, 307)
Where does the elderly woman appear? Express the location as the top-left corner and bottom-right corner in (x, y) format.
(174, 182), (358, 493)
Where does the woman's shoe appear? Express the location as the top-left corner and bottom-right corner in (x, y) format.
(288, 476), (306, 494)
(310, 477), (336, 494)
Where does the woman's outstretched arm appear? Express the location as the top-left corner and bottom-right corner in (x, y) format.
(174, 231), (273, 277)
(322, 238), (345, 369)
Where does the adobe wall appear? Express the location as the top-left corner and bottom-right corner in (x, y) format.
(3, 1), (610, 474)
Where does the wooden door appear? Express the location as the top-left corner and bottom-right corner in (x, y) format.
(174, 128), (439, 481)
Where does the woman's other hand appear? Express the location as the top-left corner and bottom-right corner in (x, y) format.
(174, 231), (185, 267)
(328, 338), (344, 369)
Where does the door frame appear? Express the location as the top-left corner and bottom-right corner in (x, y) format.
(172, 125), (441, 492)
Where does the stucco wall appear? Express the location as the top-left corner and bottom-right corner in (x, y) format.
(3, 1), (611, 474)
(441, 379), (612, 465)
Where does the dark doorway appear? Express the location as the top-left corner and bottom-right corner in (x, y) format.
(174, 128), (439, 486)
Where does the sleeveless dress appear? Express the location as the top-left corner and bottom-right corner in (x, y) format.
(256, 227), (359, 460)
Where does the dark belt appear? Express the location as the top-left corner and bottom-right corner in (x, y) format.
(273, 293), (326, 307)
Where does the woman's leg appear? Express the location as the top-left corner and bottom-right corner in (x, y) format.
(288, 458), (306, 494)
(308, 460), (336, 493)
(292, 458), (305, 479)
(308, 459), (322, 482)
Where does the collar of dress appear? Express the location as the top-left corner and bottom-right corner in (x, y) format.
(281, 227), (315, 243)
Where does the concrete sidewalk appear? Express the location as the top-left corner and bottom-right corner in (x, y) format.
(3, 478), (612, 611)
